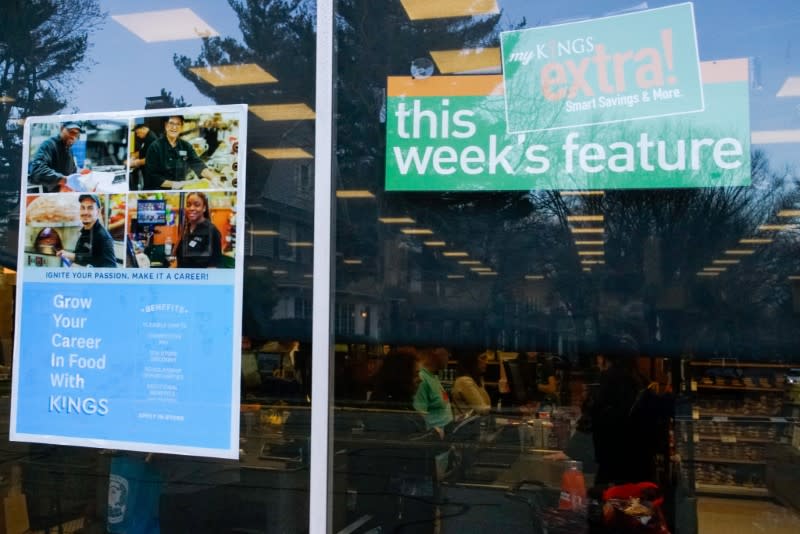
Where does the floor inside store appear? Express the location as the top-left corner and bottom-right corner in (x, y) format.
(697, 497), (800, 534)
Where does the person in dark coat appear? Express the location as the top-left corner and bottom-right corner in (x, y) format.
(29, 121), (83, 192)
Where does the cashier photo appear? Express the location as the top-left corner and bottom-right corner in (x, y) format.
(144, 115), (221, 190)
(57, 194), (117, 268)
(176, 192), (223, 268)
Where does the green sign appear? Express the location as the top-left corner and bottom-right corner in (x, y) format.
(500, 3), (703, 133)
(385, 59), (750, 191)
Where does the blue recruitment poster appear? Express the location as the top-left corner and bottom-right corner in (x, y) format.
(11, 105), (247, 459)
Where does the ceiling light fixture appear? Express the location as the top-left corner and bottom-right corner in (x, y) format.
(400, 0), (499, 21)
(378, 217), (416, 224)
(423, 241), (446, 246)
(254, 147), (312, 160)
(400, 228), (434, 235)
(724, 249), (755, 255)
(190, 64), (277, 87)
(250, 103), (316, 120)
(443, 251), (469, 257)
(567, 215), (604, 222)
(336, 190), (375, 198)
(112, 8), (219, 42)
(560, 191), (605, 196)
(759, 224), (796, 231)
(575, 240), (604, 245)
(570, 227), (604, 234)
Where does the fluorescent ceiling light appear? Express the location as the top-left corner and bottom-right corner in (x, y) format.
(251, 103), (316, 121)
(752, 130), (800, 144)
(582, 267), (592, 272)
(459, 260), (482, 265)
(739, 238), (772, 244)
(443, 251), (469, 257)
(697, 272), (719, 277)
(303, 274), (313, 278)
(578, 251), (604, 256)
(713, 259), (740, 265)
(724, 249), (755, 255)
(112, 9), (219, 42)
(0, 95), (14, 104)
(288, 242), (313, 248)
(471, 267), (492, 272)
(336, 190), (375, 198)
(777, 76), (800, 97)
(273, 270), (288, 275)
(254, 147), (312, 159)
(430, 48), (500, 74)
(581, 260), (605, 265)
(567, 215), (604, 222)
(190, 64), (277, 87)
(477, 271), (498, 276)
(423, 241), (446, 246)
(575, 240), (604, 246)
(789, 275), (800, 281)
(343, 259), (362, 264)
(379, 217), (415, 224)
(777, 210), (800, 217)
(249, 229), (279, 236)
(570, 227), (604, 234)
(247, 266), (268, 271)
(400, 0), (499, 20)
(525, 275), (545, 280)
(703, 267), (727, 272)
(560, 191), (605, 196)
(400, 228), (433, 235)
(758, 224), (796, 231)
(447, 275), (465, 279)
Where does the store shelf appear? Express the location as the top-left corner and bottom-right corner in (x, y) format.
(693, 457), (766, 465)
(694, 434), (773, 444)
(693, 413), (787, 422)
(689, 361), (793, 369)
(696, 384), (782, 392)
(695, 483), (770, 497)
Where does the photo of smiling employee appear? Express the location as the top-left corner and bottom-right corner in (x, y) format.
(57, 194), (117, 268)
(175, 192), (223, 268)
(144, 115), (220, 190)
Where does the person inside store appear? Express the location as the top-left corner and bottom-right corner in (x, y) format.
(451, 351), (491, 418)
(28, 121), (83, 193)
(56, 194), (117, 268)
(175, 192), (223, 268)
(144, 115), (221, 190)
(127, 118), (157, 190)
(413, 347), (454, 437)
(591, 334), (670, 485)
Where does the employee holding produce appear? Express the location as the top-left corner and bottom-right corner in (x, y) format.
(57, 194), (117, 267)
(175, 192), (223, 268)
(144, 115), (220, 190)
(29, 121), (83, 192)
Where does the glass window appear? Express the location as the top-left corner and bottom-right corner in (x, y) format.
(0, 1), (316, 532)
(331, 1), (800, 533)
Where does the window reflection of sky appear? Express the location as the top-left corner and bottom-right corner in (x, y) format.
(73, 1), (797, 167)
(73, 0), (242, 112)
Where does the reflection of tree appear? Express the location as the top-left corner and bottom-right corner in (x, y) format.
(0, 0), (105, 264)
(0, 0), (104, 173)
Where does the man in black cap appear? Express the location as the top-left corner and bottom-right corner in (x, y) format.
(144, 115), (220, 190)
(56, 194), (117, 267)
(29, 121), (83, 193)
(128, 118), (158, 190)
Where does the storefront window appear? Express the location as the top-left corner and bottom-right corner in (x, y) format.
(1, 1), (316, 532)
(330, 1), (800, 533)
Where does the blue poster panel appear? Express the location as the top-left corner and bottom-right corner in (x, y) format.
(11, 105), (247, 459)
